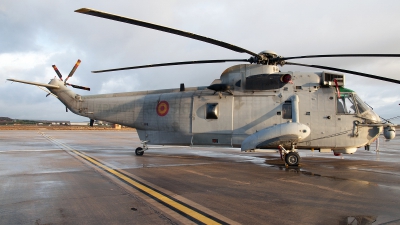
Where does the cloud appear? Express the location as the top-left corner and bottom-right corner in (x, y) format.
(99, 76), (140, 94)
(1, 0), (400, 122)
(0, 52), (53, 78)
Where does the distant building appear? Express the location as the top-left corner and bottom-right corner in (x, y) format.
(0, 118), (71, 125)
(35, 120), (70, 125)
(70, 122), (89, 126)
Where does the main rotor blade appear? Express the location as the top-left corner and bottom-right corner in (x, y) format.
(66, 83), (90, 91)
(75, 8), (259, 58)
(285, 62), (400, 84)
(92, 59), (249, 73)
(279, 54), (400, 61)
(64, 59), (81, 83)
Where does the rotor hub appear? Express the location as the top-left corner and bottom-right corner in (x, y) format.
(258, 50), (278, 58)
(248, 50), (284, 66)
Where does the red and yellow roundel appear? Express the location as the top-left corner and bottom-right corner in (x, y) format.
(156, 101), (169, 116)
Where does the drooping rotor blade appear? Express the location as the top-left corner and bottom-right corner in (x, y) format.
(52, 65), (63, 81)
(92, 59), (249, 73)
(285, 62), (400, 84)
(75, 8), (259, 58)
(64, 59), (81, 84)
(278, 54), (400, 61)
(7, 79), (60, 89)
(65, 83), (90, 91)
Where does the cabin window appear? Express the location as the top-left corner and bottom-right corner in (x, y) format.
(337, 93), (356, 114)
(206, 103), (219, 119)
(282, 103), (292, 119)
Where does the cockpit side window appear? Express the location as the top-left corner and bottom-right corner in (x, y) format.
(337, 93), (356, 114)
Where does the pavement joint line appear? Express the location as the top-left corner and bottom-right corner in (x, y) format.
(39, 132), (230, 225)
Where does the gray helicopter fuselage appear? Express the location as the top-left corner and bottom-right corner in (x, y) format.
(50, 64), (382, 152)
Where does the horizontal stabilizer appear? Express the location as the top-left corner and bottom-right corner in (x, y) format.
(7, 79), (60, 89)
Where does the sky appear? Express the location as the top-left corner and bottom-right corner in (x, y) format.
(1, 0), (400, 122)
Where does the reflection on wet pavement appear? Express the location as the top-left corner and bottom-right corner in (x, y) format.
(1, 131), (400, 224)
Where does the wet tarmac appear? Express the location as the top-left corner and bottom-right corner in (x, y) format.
(1, 130), (400, 224)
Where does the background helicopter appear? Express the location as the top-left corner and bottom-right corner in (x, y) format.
(6, 8), (400, 166)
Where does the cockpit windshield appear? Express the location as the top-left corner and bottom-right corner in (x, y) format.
(337, 93), (370, 115)
(354, 94), (369, 114)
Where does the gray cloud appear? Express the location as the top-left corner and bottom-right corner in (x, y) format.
(1, 0), (400, 122)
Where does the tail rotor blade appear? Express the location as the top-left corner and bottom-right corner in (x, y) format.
(65, 59), (81, 83)
(52, 65), (63, 81)
(66, 83), (90, 91)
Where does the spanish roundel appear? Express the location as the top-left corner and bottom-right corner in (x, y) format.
(156, 101), (169, 116)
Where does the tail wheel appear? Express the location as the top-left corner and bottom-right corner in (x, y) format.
(135, 147), (144, 156)
(285, 152), (300, 166)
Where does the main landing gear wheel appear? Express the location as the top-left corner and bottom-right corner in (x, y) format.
(135, 147), (144, 156)
(285, 152), (300, 166)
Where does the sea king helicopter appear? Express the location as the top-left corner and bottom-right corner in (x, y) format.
(7, 8), (400, 166)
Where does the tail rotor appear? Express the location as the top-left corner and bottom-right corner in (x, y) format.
(52, 59), (90, 91)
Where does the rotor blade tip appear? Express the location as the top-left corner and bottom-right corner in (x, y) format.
(75, 8), (91, 13)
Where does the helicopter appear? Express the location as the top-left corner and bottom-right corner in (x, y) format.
(7, 8), (399, 166)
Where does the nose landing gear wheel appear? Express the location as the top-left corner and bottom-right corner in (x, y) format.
(135, 147), (144, 156)
(285, 152), (300, 166)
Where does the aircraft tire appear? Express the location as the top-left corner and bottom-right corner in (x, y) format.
(285, 152), (300, 166)
(135, 147), (144, 156)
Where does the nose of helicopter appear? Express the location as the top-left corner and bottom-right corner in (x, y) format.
(362, 109), (381, 123)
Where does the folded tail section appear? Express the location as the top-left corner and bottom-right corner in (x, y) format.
(6, 59), (92, 118)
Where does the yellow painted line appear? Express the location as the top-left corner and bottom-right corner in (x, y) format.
(39, 132), (226, 224)
(71, 149), (222, 224)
